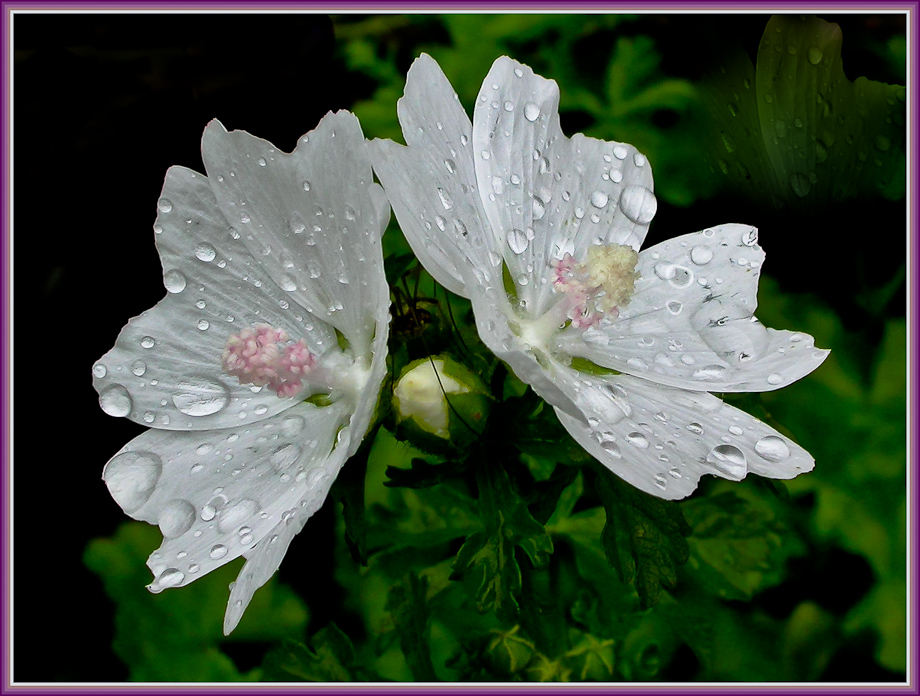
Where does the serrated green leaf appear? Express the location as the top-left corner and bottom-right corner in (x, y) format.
(261, 625), (359, 682)
(452, 462), (554, 621)
(595, 471), (691, 609)
(84, 522), (307, 681)
(683, 491), (792, 601)
(386, 573), (438, 681)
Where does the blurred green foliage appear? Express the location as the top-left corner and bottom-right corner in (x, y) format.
(85, 12), (906, 683)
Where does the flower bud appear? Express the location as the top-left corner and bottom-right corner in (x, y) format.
(392, 355), (491, 453)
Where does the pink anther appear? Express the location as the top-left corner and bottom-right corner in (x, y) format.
(222, 323), (315, 398)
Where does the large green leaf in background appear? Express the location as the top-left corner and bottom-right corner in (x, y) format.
(702, 15), (906, 208)
(85, 523), (308, 681)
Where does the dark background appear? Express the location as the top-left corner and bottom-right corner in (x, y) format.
(12, 12), (907, 682)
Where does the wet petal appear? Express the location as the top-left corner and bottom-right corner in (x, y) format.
(472, 56), (655, 318)
(93, 166), (337, 430)
(369, 54), (498, 299)
(102, 402), (350, 596)
(551, 370), (815, 500)
(559, 224), (829, 391)
(202, 112), (389, 356)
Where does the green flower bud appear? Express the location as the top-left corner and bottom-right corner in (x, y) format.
(392, 355), (491, 453)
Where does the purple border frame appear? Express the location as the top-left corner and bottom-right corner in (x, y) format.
(2, 1), (917, 694)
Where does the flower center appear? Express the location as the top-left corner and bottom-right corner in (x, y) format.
(551, 244), (639, 328)
(222, 324), (316, 399)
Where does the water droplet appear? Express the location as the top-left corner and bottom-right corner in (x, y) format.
(790, 173), (811, 197)
(626, 357), (649, 372)
(590, 190), (609, 209)
(103, 450), (162, 512)
(163, 269), (187, 293)
(271, 443), (301, 470)
(194, 243), (216, 262)
(280, 274), (297, 292)
(99, 384), (132, 418)
(690, 245), (714, 265)
(157, 198), (173, 213)
(140, 336), (156, 350)
(514, 67), (524, 78)
(619, 186), (657, 224)
(508, 228), (529, 254)
(741, 227), (758, 246)
(729, 425), (744, 436)
(531, 196), (546, 220)
(158, 499), (196, 538)
(156, 568), (184, 588)
(503, 100), (514, 112)
(209, 544), (228, 560)
(706, 444), (747, 479)
(613, 146), (628, 160)
(666, 300), (682, 315)
(197, 319), (209, 331)
(218, 498), (260, 533)
(93, 363), (107, 378)
(444, 159), (456, 174)
(240, 212), (251, 224)
(172, 379), (230, 417)
(755, 435), (791, 462)
(668, 467), (682, 479)
(454, 219), (469, 237)
(437, 188), (453, 210)
(301, 180), (312, 192)
(626, 432), (649, 449)
(129, 360), (146, 377)
(686, 422), (704, 435)
(654, 474), (667, 490)
(807, 46), (823, 64)
(523, 102), (541, 121)
(767, 373), (783, 385)
(633, 152), (647, 167)
(693, 365), (727, 381)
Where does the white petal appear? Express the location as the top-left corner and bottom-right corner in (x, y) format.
(102, 402), (350, 594)
(551, 371), (815, 500)
(369, 54), (499, 299)
(472, 56), (655, 318)
(559, 224), (829, 391)
(93, 166), (337, 430)
(201, 112), (389, 356)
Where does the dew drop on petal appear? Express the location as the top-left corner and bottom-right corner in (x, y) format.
(157, 198), (173, 213)
(619, 186), (658, 224)
(523, 102), (541, 122)
(626, 432), (649, 449)
(209, 544), (228, 560)
(706, 444), (747, 479)
(131, 360), (147, 377)
(755, 435), (791, 462)
(155, 568), (184, 589)
(437, 188), (454, 210)
(195, 243), (216, 262)
(508, 228), (529, 254)
(218, 498), (261, 533)
(172, 379), (230, 417)
(686, 422), (704, 435)
(532, 196), (546, 220)
(158, 499), (197, 538)
(100, 384), (132, 417)
(613, 146), (628, 160)
(280, 275), (297, 292)
(767, 373), (783, 385)
(667, 300), (682, 315)
(141, 336), (155, 349)
(590, 191), (609, 209)
(103, 451), (163, 513)
(271, 443), (301, 470)
(690, 245), (714, 265)
(164, 269), (187, 293)
(93, 363), (107, 378)
(693, 365), (728, 381)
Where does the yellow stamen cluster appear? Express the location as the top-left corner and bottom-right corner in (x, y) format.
(581, 245), (639, 313)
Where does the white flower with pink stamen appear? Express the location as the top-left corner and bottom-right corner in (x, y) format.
(92, 111), (390, 633)
(369, 54), (829, 500)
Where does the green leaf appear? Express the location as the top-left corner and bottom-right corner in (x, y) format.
(261, 625), (360, 682)
(384, 251), (417, 285)
(682, 491), (796, 601)
(84, 522), (307, 681)
(452, 462), (554, 621)
(385, 457), (469, 489)
(595, 470), (691, 609)
(386, 573), (438, 681)
(703, 15), (906, 207)
(507, 395), (593, 466)
(330, 430), (377, 565)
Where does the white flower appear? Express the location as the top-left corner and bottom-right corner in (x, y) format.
(369, 54), (829, 500)
(92, 111), (390, 633)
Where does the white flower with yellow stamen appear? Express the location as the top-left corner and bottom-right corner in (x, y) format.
(369, 54), (828, 499)
(92, 111), (390, 633)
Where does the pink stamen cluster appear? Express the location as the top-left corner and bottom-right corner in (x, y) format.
(551, 254), (618, 329)
(222, 324), (315, 398)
